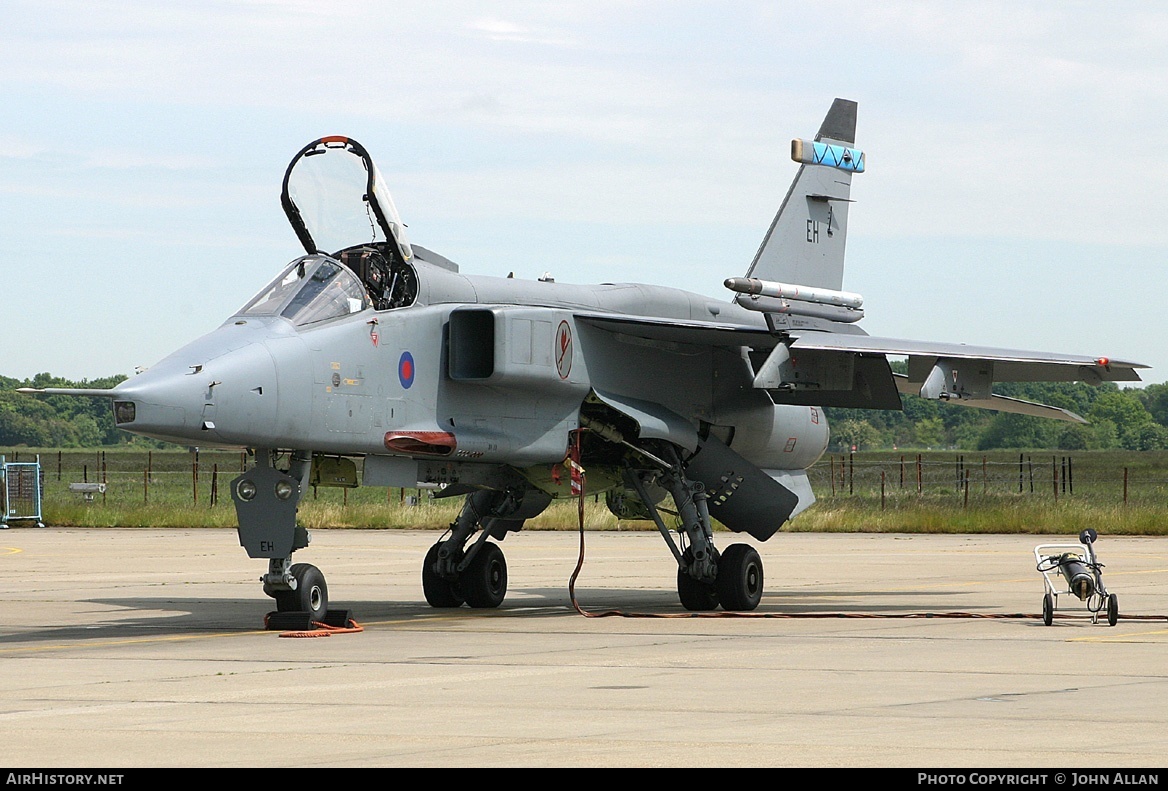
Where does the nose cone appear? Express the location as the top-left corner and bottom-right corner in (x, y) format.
(113, 321), (280, 447)
(113, 367), (202, 444)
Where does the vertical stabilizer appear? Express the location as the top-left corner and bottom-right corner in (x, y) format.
(743, 98), (860, 291)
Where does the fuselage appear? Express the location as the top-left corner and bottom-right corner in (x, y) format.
(111, 253), (830, 475)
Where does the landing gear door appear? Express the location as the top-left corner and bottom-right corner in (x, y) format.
(281, 136), (413, 262)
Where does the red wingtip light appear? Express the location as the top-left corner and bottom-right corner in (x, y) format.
(1096, 357), (1110, 366)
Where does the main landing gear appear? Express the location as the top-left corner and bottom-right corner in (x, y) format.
(627, 447), (765, 612)
(422, 488), (550, 609)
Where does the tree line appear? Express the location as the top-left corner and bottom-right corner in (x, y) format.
(0, 373), (135, 447)
(3, 371), (1167, 452)
(826, 381), (1168, 452)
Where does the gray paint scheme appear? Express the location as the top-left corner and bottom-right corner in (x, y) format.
(17, 101), (1147, 613)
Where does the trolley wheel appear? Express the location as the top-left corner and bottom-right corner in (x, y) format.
(1042, 593), (1053, 626)
(1107, 593), (1119, 627)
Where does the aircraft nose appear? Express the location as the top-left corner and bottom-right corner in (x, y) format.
(111, 327), (280, 445)
(111, 364), (210, 443)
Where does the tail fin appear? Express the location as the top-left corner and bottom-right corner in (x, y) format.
(744, 98), (860, 291)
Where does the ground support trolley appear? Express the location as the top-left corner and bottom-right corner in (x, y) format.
(1, 454), (45, 528)
(1034, 528), (1116, 626)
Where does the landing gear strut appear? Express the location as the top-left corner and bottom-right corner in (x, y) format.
(626, 447), (766, 612)
(422, 488), (549, 609)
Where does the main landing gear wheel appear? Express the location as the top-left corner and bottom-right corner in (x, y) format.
(422, 542), (465, 608)
(677, 549), (719, 611)
(273, 563), (328, 622)
(717, 544), (764, 612)
(461, 542), (507, 609)
(1107, 593), (1119, 627)
(1042, 592), (1054, 626)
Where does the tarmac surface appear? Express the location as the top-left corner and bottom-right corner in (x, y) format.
(1, 526), (1166, 768)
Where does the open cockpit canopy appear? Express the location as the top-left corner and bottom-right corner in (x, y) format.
(281, 136), (413, 263)
(265, 137), (422, 318)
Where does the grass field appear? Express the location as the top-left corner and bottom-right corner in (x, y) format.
(4, 447), (1168, 536)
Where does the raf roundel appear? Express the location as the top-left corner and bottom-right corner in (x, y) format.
(398, 351), (415, 389)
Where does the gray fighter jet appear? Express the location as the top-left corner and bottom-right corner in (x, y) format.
(22, 101), (1145, 617)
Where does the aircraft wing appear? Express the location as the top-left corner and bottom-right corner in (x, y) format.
(787, 331), (1145, 384)
(575, 312), (1144, 413)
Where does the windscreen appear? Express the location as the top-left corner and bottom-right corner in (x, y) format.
(238, 256), (368, 326)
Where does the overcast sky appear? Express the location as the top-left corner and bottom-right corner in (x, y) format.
(3, 1), (1166, 386)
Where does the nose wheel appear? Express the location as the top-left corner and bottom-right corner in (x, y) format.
(266, 562), (329, 622)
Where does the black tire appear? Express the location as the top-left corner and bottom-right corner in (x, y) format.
(461, 542), (507, 609)
(717, 544), (764, 612)
(275, 563), (328, 622)
(422, 542), (465, 608)
(677, 568), (719, 611)
(1107, 593), (1119, 627)
(1042, 593), (1053, 626)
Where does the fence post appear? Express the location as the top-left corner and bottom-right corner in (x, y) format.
(900, 455), (905, 489)
(881, 470), (886, 511)
(1124, 467), (1128, 505)
(916, 454), (922, 494)
(849, 452), (854, 495)
(211, 464), (218, 508)
(1052, 456), (1057, 502)
(830, 456), (836, 496)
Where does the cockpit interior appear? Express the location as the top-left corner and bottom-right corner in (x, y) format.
(239, 241), (418, 327)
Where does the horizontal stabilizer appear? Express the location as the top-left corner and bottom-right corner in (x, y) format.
(893, 374), (1087, 423)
